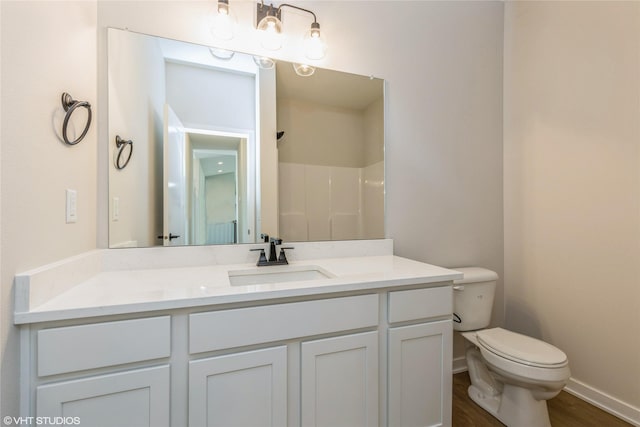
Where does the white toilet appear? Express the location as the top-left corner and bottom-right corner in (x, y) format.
(453, 267), (571, 427)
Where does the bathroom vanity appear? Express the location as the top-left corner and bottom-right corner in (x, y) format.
(14, 240), (460, 427)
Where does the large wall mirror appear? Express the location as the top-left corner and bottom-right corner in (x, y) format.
(108, 28), (385, 248)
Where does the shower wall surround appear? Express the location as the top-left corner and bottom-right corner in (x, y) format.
(279, 161), (384, 241)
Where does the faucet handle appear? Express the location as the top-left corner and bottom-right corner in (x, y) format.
(278, 247), (294, 263)
(260, 233), (269, 243)
(250, 248), (268, 266)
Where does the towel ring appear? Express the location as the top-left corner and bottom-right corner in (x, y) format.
(115, 135), (133, 170)
(61, 92), (92, 145)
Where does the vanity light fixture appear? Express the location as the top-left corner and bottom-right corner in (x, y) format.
(302, 21), (326, 60)
(256, 1), (327, 60)
(293, 63), (315, 77)
(209, 47), (235, 60)
(256, 2), (283, 50)
(211, 0), (236, 41)
(253, 55), (276, 69)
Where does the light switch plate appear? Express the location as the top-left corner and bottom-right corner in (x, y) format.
(112, 197), (120, 221)
(66, 189), (77, 223)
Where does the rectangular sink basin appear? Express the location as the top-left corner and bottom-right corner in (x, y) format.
(228, 265), (333, 286)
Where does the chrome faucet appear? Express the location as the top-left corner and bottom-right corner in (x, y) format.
(251, 234), (294, 266)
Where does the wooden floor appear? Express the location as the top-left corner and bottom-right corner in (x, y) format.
(452, 372), (633, 427)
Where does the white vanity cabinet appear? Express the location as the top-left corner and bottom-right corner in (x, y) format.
(187, 294), (380, 427)
(21, 284), (454, 427)
(301, 331), (379, 427)
(36, 365), (170, 427)
(32, 316), (172, 427)
(188, 346), (288, 427)
(187, 330), (380, 427)
(387, 287), (453, 427)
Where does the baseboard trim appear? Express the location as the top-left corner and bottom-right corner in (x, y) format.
(451, 359), (639, 426)
(452, 356), (467, 374)
(564, 378), (640, 427)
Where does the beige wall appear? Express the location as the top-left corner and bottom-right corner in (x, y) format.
(504, 0), (640, 414)
(277, 95), (383, 169)
(108, 28), (165, 247)
(1, 0), (505, 417)
(277, 97), (367, 167)
(1, 1), (97, 415)
(364, 97), (384, 167)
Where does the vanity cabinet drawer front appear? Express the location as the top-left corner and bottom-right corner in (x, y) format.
(189, 294), (379, 354)
(388, 286), (452, 324)
(38, 316), (171, 376)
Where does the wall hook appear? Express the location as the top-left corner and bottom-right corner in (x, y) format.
(60, 92), (92, 145)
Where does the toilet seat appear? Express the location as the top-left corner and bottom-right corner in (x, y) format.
(476, 328), (568, 368)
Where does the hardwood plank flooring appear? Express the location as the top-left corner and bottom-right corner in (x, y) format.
(453, 372), (633, 427)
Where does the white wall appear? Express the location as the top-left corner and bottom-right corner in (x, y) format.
(504, 1), (640, 420)
(258, 67), (279, 239)
(165, 62), (255, 131)
(1, 0), (505, 418)
(205, 173), (236, 225)
(1, 0), (97, 417)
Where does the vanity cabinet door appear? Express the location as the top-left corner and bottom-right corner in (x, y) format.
(188, 346), (287, 427)
(36, 365), (170, 427)
(301, 331), (378, 427)
(388, 320), (452, 427)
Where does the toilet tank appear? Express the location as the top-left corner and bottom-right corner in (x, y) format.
(452, 267), (498, 331)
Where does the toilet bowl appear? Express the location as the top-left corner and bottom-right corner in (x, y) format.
(453, 268), (571, 427)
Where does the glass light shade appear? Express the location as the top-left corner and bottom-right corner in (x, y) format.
(253, 56), (276, 69)
(211, 1), (236, 41)
(209, 47), (235, 60)
(293, 63), (315, 77)
(257, 15), (283, 50)
(303, 23), (327, 60)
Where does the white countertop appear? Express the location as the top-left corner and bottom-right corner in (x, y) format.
(14, 241), (462, 324)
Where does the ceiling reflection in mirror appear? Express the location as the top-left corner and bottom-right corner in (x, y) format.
(108, 28), (385, 248)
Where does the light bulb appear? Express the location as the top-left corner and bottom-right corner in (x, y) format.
(211, 0), (235, 41)
(253, 56), (276, 69)
(209, 47), (235, 60)
(303, 22), (326, 60)
(293, 63), (315, 77)
(257, 15), (283, 50)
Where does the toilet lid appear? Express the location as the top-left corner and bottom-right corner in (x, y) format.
(476, 328), (568, 368)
